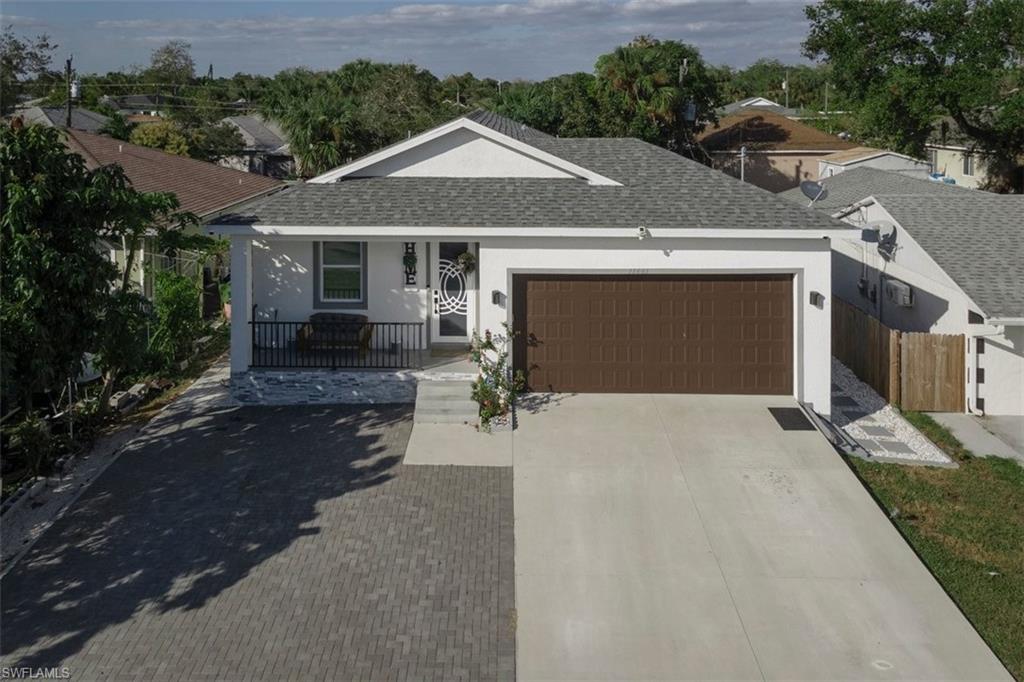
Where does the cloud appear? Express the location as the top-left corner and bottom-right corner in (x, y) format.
(42, 0), (814, 78)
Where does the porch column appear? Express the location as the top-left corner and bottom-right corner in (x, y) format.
(230, 236), (253, 374)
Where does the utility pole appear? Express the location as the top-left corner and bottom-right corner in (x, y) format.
(824, 82), (829, 116)
(65, 55), (74, 127)
(784, 70), (789, 109)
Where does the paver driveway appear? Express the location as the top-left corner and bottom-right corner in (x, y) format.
(1, 404), (514, 681)
(513, 393), (1010, 681)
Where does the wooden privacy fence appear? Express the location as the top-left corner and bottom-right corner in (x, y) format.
(832, 298), (965, 412)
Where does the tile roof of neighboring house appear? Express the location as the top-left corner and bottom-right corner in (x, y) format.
(778, 167), (1022, 318)
(879, 194), (1024, 319)
(223, 115), (290, 154)
(465, 108), (551, 141)
(63, 130), (283, 218)
(698, 109), (857, 152)
(777, 167), (965, 211)
(219, 128), (849, 233)
(19, 106), (110, 133)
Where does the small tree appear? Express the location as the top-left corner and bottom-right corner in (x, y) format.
(2, 123), (118, 409)
(469, 323), (526, 431)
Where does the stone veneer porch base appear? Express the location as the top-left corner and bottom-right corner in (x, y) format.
(231, 369), (476, 405)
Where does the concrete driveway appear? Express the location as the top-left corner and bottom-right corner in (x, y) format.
(513, 393), (1010, 681)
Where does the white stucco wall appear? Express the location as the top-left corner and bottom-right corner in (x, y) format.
(351, 128), (576, 179)
(475, 235), (834, 417)
(831, 203), (1024, 416)
(831, 203), (967, 334)
(250, 238), (428, 324)
(972, 324), (1024, 416)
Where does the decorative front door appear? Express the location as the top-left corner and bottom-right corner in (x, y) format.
(431, 241), (474, 342)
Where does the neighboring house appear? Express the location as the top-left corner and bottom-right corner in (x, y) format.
(209, 109), (854, 416)
(818, 147), (932, 180)
(697, 109), (857, 192)
(62, 129), (283, 297)
(780, 167), (1024, 416)
(16, 106), (110, 133)
(719, 97), (802, 119)
(925, 116), (1024, 191)
(220, 115), (294, 178)
(99, 94), (167, 122)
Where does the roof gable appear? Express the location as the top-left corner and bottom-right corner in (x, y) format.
(308, 113), (620, 186)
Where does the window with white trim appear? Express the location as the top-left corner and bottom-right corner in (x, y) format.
(320, 242), (364, 302)
(962, 153), (975, 177)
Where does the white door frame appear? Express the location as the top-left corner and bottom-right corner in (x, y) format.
(429, 240), (476, 344)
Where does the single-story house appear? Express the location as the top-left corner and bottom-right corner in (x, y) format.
(209, 110), (855, 415)
(99, 94), (167, 118)
(697, 109), (857, 193)
(818, 147), (932, 180)
(780, 167), (1024, 416)
(63, 129), (283, 297)
(925, 116), (1024, 192)
(220, 114), (294, 179)
(15, 105), (110, 133)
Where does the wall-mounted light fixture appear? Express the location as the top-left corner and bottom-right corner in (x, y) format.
(809, 291), (825, 308)
(636, 225), (649, 240)
(492, 290), (506, 308)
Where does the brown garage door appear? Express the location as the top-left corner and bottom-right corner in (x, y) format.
(512, 274), (793, 394)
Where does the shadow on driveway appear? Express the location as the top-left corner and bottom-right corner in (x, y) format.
(1, 403), (514, 680)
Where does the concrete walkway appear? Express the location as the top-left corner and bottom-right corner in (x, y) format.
(931, 412), (1023, 464)
(513, 393), (1010, 681)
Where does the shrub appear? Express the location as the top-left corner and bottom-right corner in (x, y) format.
(469, 322), (525, 431)
(150, 270), (203, 368)
(9, 414), (54, 478)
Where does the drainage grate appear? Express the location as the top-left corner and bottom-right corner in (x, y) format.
(768, 407), (816, 431)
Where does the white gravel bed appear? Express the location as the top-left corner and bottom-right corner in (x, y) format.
(832, 358), (952, 465)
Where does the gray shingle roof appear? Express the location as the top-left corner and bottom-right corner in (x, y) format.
(778, 167), (1024, 318)
(875, 195), (1024, 319)
(465, 109), (551, 141)
(20, 106), (110, 133)
(219, 135), (849, 233)
(777, 167), (966, 211)
(223, 115), (289, 153)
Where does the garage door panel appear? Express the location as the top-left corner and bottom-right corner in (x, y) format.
(513, 274), (793, 394)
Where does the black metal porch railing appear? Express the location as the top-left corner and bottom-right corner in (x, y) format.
(250, 319), (425, 369)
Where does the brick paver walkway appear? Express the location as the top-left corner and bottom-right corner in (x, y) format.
(1, 404), (514, 681)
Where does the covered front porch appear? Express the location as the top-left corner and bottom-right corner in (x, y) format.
(228, 236), (480, 376)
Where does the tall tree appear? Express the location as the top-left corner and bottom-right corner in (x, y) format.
(0, 25), (57, 114)
(594, 36), (719, 153)
(804, 0), (1024, 191)
(146, 39), (195, 87)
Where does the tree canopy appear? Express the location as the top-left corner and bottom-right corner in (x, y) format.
(805, 0), (1024, 191)
(0, 122), (189, 409)
(0, 25), (57, 115)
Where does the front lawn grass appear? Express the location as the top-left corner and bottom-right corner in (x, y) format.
(846, 411), (1024, 680)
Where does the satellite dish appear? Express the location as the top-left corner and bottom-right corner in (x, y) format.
(800, 180), (827, 206)
(868, 220), (898, 259)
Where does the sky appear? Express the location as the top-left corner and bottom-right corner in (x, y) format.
(3, 0), (815, 81)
